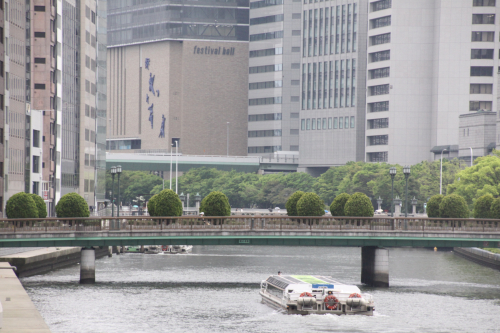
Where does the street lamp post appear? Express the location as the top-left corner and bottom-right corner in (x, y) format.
(226, 122), (230, 156)
(389, 167), (397, 217)
(110, 166), (116, 217)
(170, 143), (173, 190)
(116, 165), (122, 218)
(468, 147), (473, 167)
(439, 149), (448, 195)
(403, 166), (411, 228)
(175, 140), (179, 194)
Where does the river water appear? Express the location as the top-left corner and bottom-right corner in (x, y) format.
(21, 246), (500, 333)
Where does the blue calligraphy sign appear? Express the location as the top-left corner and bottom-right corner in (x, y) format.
(148, 104), (154, 129)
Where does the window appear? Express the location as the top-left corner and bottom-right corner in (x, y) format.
(248, 97), (282, 106)
(250, 31), (284, 41)
(32, 182), (40, 195)
(250, 0), (283, 9)
(370, 84), (390, 96)
(249, 48), (282, 58)
(306, 119), (311, 130)
(471, 31), (494, 41)
(370, 16), (391, 29)
(472, 14), (495, 24)
(345, 117), (349, 129)
(312, 118), (316, 130)
(250, 14), (284, 25)
(91, 10), (96, 24)
(328, 118), (332, 129)
(301, 119), (305, 130)
(248, 146), (282, 153)
(249, 81), (283, 89)
(470, 84), (493, 94)
(249, 64), (282, 74)
(339, 117), (343, 129)
(370, 33), (391, 46)
(471, 66), (493, 76)
(248, 113), (282, 121)
(334, 117), (338, 129)
(471, 49), (494, 59)
(371, 50), (390, 62)
(33, 156), (40, 173)
(34, 32), (46, 38)
(469, 101), (492, 111)
(368, 152), (388, 162)
(350, 116), (355, 128)
(33, 130), (40, 147)
(34, 58), (46, 64)
(372, 0), (392, 11)
(0, 95), (3, 110)
(317, 119), (321, 130)
(34, 84), (46, 89)
(370, 67), (390, 79)
(34, 5), (45, 11)
(322, 118), (327, 129)
(248, 130), (282, 137)
(368, 135), (389, 145)
(473, 0), (496, 5)
(368, 118), (389, 129)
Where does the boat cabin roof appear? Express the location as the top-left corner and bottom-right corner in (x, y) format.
(266, 275), (343, 290)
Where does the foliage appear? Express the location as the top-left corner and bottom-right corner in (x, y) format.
(285, 191), (305, 216)
(29, 194), (47, 218)
(56, 193), (90, 218)
(330, 193), (351, 217)
(106, 170), (164, 205)
(490, 197), (500, 219)
(151, 189), (183, 217)
(147, 194), (159, 217)
(6, 192), (38, 218)
(200, 191), (231, 216)
(296, 192), (325, 216)
(473, 194), (494, 219)
(439, 194), (469, 218)
(426, 195), (444, 218)
(344, 192), (374, 217)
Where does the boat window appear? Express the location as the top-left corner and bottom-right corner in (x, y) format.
(267, 284), (283, 298)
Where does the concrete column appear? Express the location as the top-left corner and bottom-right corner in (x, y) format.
(80, 248), (95, 284)
(112, 246), (120, 255)
(361, 246), (389, 287)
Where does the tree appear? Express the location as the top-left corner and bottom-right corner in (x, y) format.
(29, 194), (47, 218)
(151, 189), (183, 217)
(6, 192), (38, 218)
(490, 197), (500, 219)
(147, 194), (159, 216)
(296, 192), (325, 216)
(344, 192), (374, 217)
(330, 193), (351, 217)
(285, 191), (305, 216)
(439, 194), (469, 218)
(473, 194), (494, 219)
(427, 194), (444, 218)
(56, 193), (90, 218)
(200, 191), (231, 216)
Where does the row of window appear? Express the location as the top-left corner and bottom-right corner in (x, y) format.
(473, 0), (496, 6)
(470, 100), (492, 111)
(370, 50), (390, 63)
(249, 81), (283, 90)
(368, 151), (388, 162)
(368, 135), (388, 146)
(370, 67), (390, 79)
(371, 0), (391, 12)
(302, 3), (358, 57)
(369, 84), (389, 96)
(248, 146), (282, 154)
(249, 64), (282, 74)
(301, 116), (355, 130)
(248, 113), (282, 121)
(249, 47), (282, 58)
(248, 130), (282, 137)
(471, 66), (493, 76)
(249, 97), (282, 106)
(250, 14), (284, 26)
(370, 16), (391, 29)
(368, 118), (389, 129)
(302, 59), (357, 110)
(250, 30), (283, 41)
(369, 101), (389, 112)
(370, 32), (390, 46)
(472, 14), (495, 24)
(250, 0), (283, 9)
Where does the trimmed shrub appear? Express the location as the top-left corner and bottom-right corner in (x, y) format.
(29, 194), (47, 219)
(330, 193), (351, 217)
(285, 191), (305, 217)
(344, 192), (374, 217)
(439, 194), (469, 218)
(426, 194), (444, 218)
(147, 194), (159, 217)
(200, 191), (231, 217)
(296, 192), (325, 216)
(6, 192), (38, 218)
(56, 193), (90, 218)
(473, 194), (494, 219)
(152, 189), (183, 217)
(491, 197), (500, 219)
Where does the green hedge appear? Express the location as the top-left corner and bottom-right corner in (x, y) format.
(55, 193), (90, 218)
(6, 192), (38, 218)
(296, 192), (324, 216)
(427, 194), (444, 218)
(330, 193), (351, 217)
(439, 194), (469, 218)
(152, 189), (183, 217)
(30, 194), (47, 219)
(344, 192), (374, 217)
(473, 194), (494, 219)
(491, 197), (500, 219)
(200, 191), (231, 217)
(285, 191), (305, 217)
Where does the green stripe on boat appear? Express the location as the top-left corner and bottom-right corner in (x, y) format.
(292, 275), (327, 284)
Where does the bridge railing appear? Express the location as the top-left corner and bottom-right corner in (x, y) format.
(0, 216), (500, 234)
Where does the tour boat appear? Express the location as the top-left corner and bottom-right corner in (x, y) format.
(144, 245), (162, 254)
(260, 275), (374, 315)
(162, 245), (193, 254)
(124, 246), (141, 253)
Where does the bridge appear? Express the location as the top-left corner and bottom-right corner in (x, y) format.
(1, 215), (499, 286)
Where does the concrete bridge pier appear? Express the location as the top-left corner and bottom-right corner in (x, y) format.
(361, 246), (389, 287)
(80, 248), (95, 284)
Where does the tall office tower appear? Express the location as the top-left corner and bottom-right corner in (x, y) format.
(0, 2), (4, 211)
(106, 0), (249, 156)
(4, 0), (28, 209)
(366, 0), (500, 165)
(298, 0), (368, 174)
(247, 1), (302, 156)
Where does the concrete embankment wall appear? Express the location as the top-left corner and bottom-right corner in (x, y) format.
(454, 247), (500, 271)
(0, 247), (110, 277)
(0, 262), (51, 332)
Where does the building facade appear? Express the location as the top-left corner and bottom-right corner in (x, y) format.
(106, 0), (250, 157)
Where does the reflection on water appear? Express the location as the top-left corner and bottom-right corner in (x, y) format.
(22, 247), (500, 333)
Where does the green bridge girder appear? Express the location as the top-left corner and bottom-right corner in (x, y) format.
(1, 236), (499, 248)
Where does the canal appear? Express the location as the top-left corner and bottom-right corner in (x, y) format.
(21, 246), (500, 333)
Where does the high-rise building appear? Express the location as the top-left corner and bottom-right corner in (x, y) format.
(0, 1), (5, 211)
(106, 1), (250, 157)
